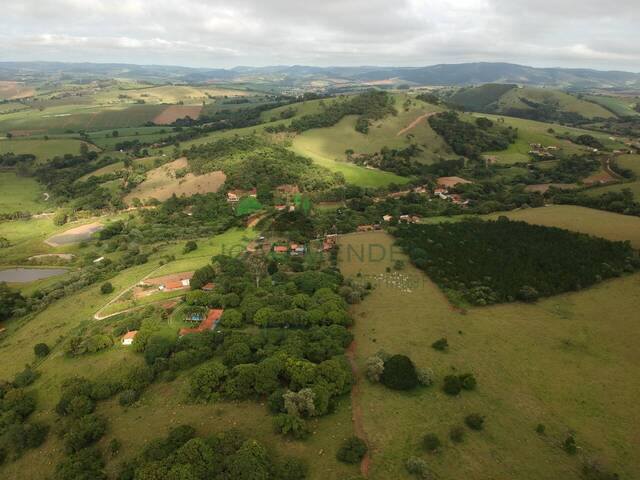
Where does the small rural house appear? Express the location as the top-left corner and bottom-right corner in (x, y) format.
(121, 331), (138, 346)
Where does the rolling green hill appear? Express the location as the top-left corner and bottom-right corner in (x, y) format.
(450, 84), (615, 121)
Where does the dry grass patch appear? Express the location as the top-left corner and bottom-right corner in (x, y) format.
(125, 157), (226, 204)
(153, 105), (203, 125)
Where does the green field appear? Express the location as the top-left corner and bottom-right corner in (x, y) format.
(497, 87), (615, 119)
(290, 94), (451, 163)
(484, 205), (640, 247)
(616, 154), (640, 176)
(0, 137), (92, 161)
(584, 95), (639, 117)
(475, 114), (625, 163)
(0, 104), (165, 134)
(339, 231), (640, 479)
(0, 171), (46, 213)
(584, 180), (640, 198)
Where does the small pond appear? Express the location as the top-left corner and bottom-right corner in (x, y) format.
(0, 268), (68, 283)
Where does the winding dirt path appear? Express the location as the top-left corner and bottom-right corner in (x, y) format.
(346, 340), (371, 477)
(396, 112), (435, 137)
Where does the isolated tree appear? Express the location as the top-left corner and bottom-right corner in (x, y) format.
(100, 282), (114, 294)
(381, 355), (419, 390)
(34, 343), (50, 358)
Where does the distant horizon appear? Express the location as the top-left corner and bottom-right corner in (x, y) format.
(2, 59), (639, 75)
(2, 0), (638, 72)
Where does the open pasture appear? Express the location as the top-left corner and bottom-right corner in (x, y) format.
(475, 114), (625, 163)
(0, 171), (46, 214)
(94, 84), (251, 105)
(0, 103), (165, 134)
(0, 137), (91, 161)
(0, 81), (35, 100)
(485, 205), (640, 247)
(339, 231), (640, 480)
(153, 104), (203, 124)
(497, 87), (615, 119)
(584, 95), (639, 117)
(124, 157), (226, 204)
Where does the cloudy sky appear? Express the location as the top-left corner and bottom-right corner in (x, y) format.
(1, 0), (638, 71)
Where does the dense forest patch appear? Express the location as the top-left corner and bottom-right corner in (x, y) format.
(186, 135), (342, 191)
(394, 219), (639, 305)
(289, 90), (396, 134)
(428, 112), (517, 160)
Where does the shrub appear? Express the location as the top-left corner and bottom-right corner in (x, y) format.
(422, 433), (441, 453)
(536, 423), (546, 435)
(183, 240), (197, 254)
(84, 334), (113, 353)
(405, 456), (431, 479)
(336, 436), (368, 464)
(63, 414), (107, 453)
(563, 434), (577, 455)
(365, 355), (384, 382)
(465, 413), (484, 431)
(431, 338), (448, 351)
(273, 414), (309, 440)
(416, 367), (434, 387)
(276, 456), (309, 480)
(449, 426), (465, 443)
(109, 438), (121, 457)
(381, 354), (419, 390)
(13, 367), (39, 388)
(34, 343), (50, 358)
(459, 373), (477, 390)
(118, 389), (139, 406)
(443, 375), (462, 395)
(100, 282), (114, 294)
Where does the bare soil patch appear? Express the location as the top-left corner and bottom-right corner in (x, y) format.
(583, 169), (617, 185)
(0, 81), (35, 100)
(125, 157), (226, 204)
(396, 112), (435, 136)
(153, 105), (203, 125)
(45, 222), (103, 246)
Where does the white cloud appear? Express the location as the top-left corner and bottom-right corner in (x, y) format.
(0, 0), (638, 70)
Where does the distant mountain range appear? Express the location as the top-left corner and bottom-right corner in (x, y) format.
(2, 61), (639, 90)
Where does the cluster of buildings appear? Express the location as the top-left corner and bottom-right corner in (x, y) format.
(528, 143), (558, 159)
(226, 188), (257, 203)
(273, 243), (306, 256)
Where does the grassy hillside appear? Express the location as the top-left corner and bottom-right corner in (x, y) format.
(473, 113), (625, 163)
(583, 95), (639, 117)
(0, 171), (46, 214)
(339, 230), (640, 480)
(450, 84), (615, 120)
(449, 83), (517, 111)
(496, 87), (614, 119)
(0, 226), (359, 480)
(485, 205), (640, 247)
